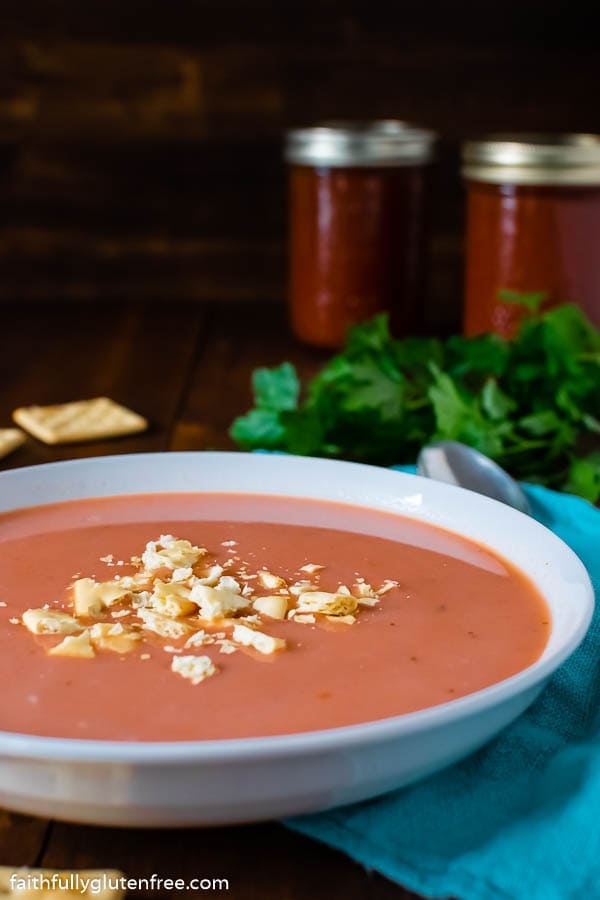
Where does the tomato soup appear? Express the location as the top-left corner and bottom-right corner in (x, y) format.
(0, 493), (550, 742)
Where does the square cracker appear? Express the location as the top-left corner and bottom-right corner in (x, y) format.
(0, 866), (125, 898)
(0, 428), (26, 460)
(13, 397), (148, 445)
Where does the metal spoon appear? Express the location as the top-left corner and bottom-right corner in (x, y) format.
(417, 440), (531, 515)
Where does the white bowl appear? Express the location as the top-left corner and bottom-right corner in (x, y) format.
(0, 452), (593, 826)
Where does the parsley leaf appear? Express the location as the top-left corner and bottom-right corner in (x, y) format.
(230, 409), (285, 449)
(230, 297), (600, 501)
(253, 363), (300, 412)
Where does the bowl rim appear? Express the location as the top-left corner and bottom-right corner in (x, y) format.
(0, 451), (594, 764)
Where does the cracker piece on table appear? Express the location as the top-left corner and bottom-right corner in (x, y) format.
(13, 398), (147, 445)
(0, 428), (25, 460)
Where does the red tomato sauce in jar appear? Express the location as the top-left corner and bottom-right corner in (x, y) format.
(286, 122), (435, 348)
(463, 135), (600, 337)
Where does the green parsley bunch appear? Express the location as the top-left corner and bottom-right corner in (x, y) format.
(231, 295), (600, 502)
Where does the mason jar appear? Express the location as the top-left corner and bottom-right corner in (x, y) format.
(285, 121), (436, 348)
(463, 134), (600, 336)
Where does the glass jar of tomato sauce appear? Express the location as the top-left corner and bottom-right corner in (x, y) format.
(285, 121), (436, 348)
(463, 134), (600, 336)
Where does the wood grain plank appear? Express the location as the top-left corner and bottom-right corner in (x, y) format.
(0, 0), (596, 48)
(0, 39), (205, 141)
(0, 301), (205, 469)
(1, 142), (285, 238)
(170, 303), (327, 451)
(0, 33), (597, 141)
(0, 231), (285, 304)
(41, 820), (418, 899)
(0, 810), (49, 867)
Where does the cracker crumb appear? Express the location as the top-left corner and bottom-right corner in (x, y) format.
(141, 535), (205, 573)
(23, 608), (82, 635)
(49, 630), (95, 659)
(184, 630), (215, 649)
(299, 563), (325, 575)
(289, 580), (318, 596)
(258, 570), (286, 590)
(190, 581), (247, 620)
(171, 654), (217, 685)
(377, 580), (398, 595)
(295, 591), (358, 617)
(253, 594), (288, 620)
(137, 608), (194, 639)
(232, 623), (286, 655)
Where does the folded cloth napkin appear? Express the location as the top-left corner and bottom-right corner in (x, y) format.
(286, 476), (600, 900)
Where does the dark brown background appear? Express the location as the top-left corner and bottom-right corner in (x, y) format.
(0, 8), (599, 893)
(1, 0), (599, 331)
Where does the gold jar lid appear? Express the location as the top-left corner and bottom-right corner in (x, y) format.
(285, 120), (436, 167)
(463, 134), (600, 185)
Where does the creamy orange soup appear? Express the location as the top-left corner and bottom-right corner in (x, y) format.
(0, 493), (550, 741)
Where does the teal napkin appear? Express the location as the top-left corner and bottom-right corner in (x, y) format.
(286, 477), (600, 900)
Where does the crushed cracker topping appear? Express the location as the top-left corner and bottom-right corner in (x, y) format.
(293, 613), (316, 624)
(257, 570), (286, 590)
(23, 608), (81, 635)
(49, 630), (95, 659)
(138, 608), (194, 639)
(377, 580), (399, 595)
(325, 614), (356, 625)
(295, 591), (358, 617)
(17, 532), (396, 685)
(184, 629), (215, 649)
(141, 535), (205, 572)
(171, 654), (217, 685)
(232, 623), (286, 656)
(299, 563), (325, 574)
(73, 577), (131, 617)
(252, 595), (288, 620)
(89, 621), (141, 654)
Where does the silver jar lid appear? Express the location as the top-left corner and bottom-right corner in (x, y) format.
(285, 120), (436, 167)
(463, 134), (600, 185)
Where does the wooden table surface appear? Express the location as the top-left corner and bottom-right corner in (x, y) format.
(0, 301), (420, 899)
